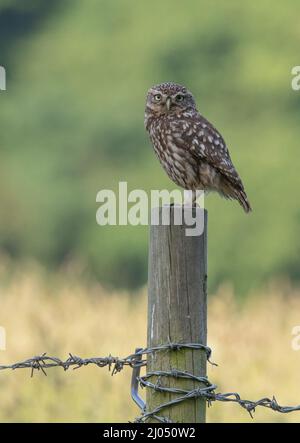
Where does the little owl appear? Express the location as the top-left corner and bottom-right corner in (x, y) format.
(144, 82), (251, 213)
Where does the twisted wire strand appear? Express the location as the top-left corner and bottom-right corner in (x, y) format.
(136, 369), (300, 422)
(0, 343), (213, 376)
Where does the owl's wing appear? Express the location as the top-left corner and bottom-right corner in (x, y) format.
(188, 115), (245, 190)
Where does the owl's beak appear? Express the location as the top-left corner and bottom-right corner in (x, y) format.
(166, 97), (171, 111)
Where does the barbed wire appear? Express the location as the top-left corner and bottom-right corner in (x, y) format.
(1, 343), (300, 422)
(136, 369), (300, 422)
(0, 343), (213, 377)
(0, 353), (134, 377)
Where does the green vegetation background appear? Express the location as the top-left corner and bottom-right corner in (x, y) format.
(0, 0), (299, 293)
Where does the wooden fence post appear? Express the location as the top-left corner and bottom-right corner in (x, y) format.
(146, 206), (207, 423)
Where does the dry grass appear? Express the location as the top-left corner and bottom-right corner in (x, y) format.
(0, 264), (300, 422)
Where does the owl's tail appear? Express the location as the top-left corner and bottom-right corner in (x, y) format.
(236, 189), (252, 213)
(221, 180), (252, 213)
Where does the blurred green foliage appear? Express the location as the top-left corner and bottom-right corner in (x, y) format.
(0, 0), (299, 292)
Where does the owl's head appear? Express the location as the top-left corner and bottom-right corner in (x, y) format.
(145, 82), (197, 117)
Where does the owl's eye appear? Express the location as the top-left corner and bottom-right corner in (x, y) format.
(153, 94), (162, 101)
(175, 94), (185, 102)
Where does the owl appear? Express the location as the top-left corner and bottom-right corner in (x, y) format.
(144, 82), (252, 213)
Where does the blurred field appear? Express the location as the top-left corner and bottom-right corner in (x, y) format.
(0, 263), (300, 423)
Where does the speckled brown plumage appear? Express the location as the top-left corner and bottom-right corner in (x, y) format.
(144, 82), (251, 213)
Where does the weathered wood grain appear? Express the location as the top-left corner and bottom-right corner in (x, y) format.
(147, 206), (207, 423)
